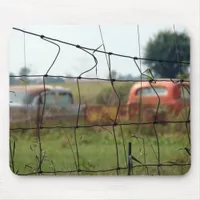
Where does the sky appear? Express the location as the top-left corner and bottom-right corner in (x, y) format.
(9, 24), (187, 79)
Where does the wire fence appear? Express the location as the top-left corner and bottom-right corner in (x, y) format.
(9, 27), (191, 176)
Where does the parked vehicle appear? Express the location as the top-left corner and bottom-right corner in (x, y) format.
(127, 80), (190, 121)
(10, 85), (85, 126)
(84, 80), (190, 124)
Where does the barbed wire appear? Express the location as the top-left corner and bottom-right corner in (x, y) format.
(9, 27), (191, 176)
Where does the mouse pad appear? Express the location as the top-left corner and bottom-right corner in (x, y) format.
(9, 25), (190, 175)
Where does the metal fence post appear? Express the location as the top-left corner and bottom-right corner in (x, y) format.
(128, 142), (133, 175)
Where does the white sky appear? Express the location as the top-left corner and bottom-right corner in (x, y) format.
(9, 24), (187, 78)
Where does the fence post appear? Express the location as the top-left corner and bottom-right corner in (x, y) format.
(128, 142), (132, 175)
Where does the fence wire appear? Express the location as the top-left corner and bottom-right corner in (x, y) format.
(9, 27), (191, 176)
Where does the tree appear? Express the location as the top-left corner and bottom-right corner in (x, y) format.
(65, 73), (74, 81)
(143, 30), (190, 78)
(118, 74), (134, 80)
(108, 70), (118, 79)
(19, 67), (31, 83)
(19, 67), (31, 76)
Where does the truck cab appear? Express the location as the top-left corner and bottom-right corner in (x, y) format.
(127, 80), (190, 121)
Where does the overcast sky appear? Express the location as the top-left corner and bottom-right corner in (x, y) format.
(9, 24), (187, 78)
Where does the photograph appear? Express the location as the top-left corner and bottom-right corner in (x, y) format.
(9, 24), (190, 176)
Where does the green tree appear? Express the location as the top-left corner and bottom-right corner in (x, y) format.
(19, 67), (31, 76)
(143, 30), (190, 78)
(19, 67), (31, 84)
(108, 70), (118, 79)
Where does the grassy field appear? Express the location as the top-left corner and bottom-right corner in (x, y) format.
(10, 123), (191, 176)
(9, 80), (191, 176)
(51, 80), (133, 104)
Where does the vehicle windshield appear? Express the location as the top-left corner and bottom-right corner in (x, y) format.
(40, 92), (73, 105)
(10, 90), (73, 105)
(136, 87), (168, 96)
(9, 91), (34, 105)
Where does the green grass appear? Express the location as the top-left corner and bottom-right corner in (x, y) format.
(10, 124), (191, 176)
(9, 81), (191, 176)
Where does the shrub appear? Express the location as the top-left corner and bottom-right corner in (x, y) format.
(96, 83), (132, 105)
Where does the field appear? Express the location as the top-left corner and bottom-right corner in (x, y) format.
(9, 80), (191, 175)
(52, 80), (134, 104)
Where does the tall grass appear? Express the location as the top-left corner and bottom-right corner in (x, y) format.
(10, 80), (190, 175)
(10, 121), (190, 175)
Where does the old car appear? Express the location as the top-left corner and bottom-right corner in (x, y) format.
(127, 80), (190, 121)
(84, 79), (190, 125)
(10, 85), (85, 126)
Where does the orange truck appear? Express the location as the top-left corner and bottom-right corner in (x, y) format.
(84, 80), (190, 124)
(127, 80), (190, 121)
